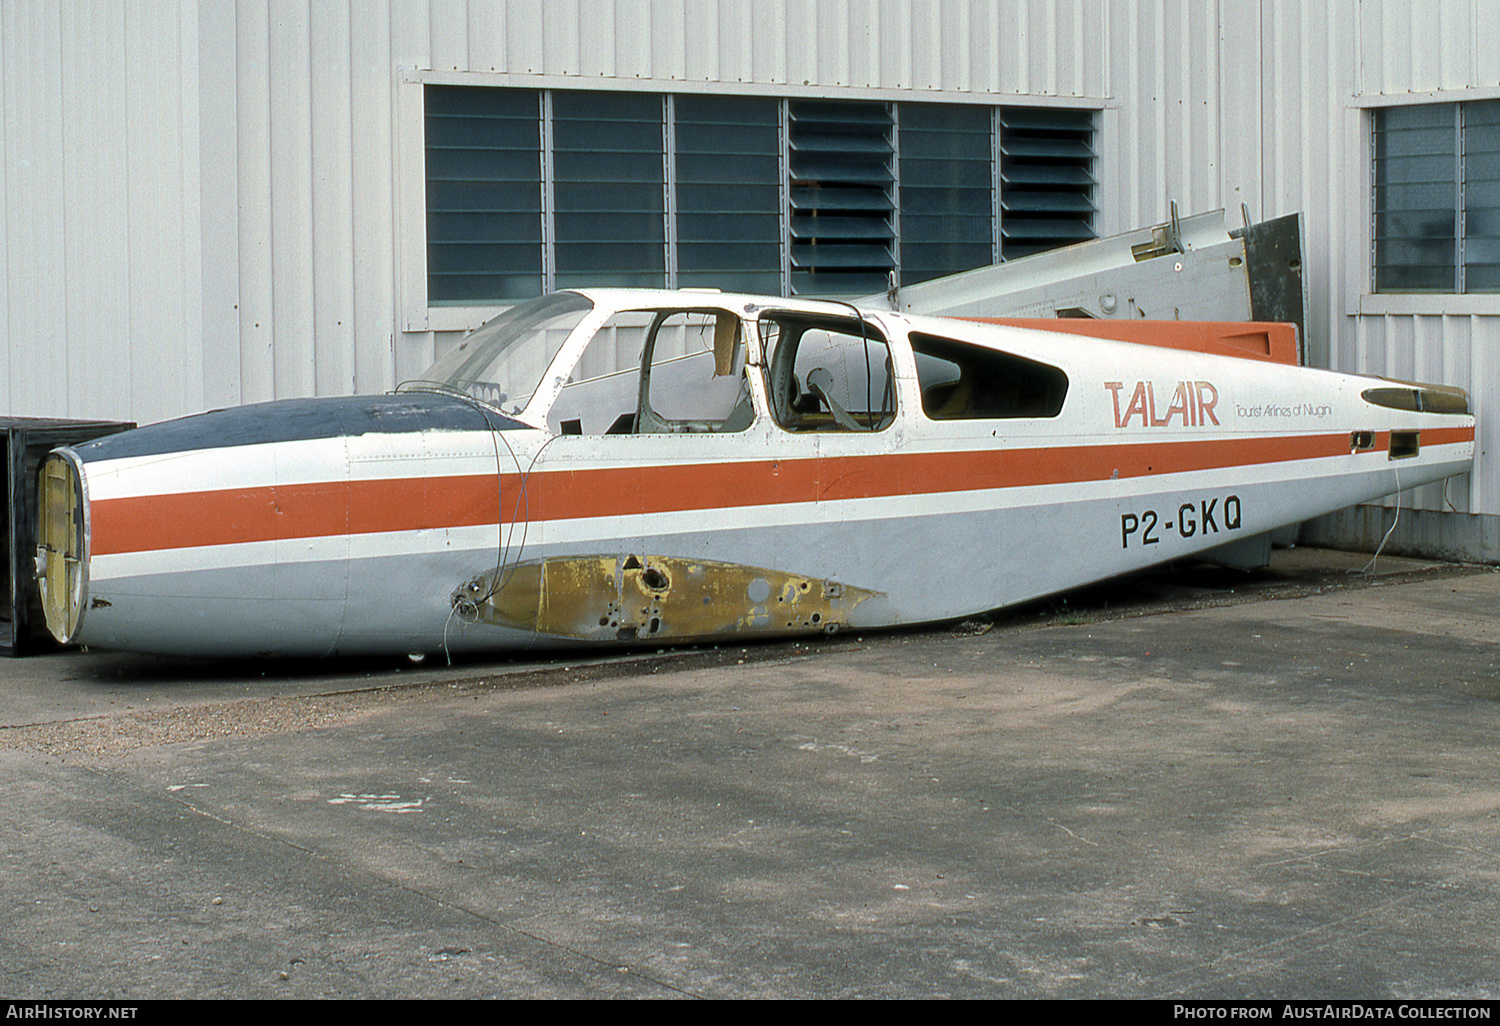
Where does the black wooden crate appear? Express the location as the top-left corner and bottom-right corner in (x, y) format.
(3, 418), (134, 656)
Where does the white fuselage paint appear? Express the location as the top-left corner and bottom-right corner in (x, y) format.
(54, 293), (1475, 658)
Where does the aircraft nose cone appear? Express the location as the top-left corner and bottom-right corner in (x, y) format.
(35, 450), (89, 644)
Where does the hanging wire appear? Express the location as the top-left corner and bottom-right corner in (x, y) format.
(432, 392), (560, 663)
(1360, 462), (1402, 575)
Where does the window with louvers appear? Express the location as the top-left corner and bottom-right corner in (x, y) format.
(1373, 100), (1500, 293)
(787, 100), (896, 297)
(899, 104), (997, 286)
(998, 108), (1098, 260)
(425, 88), (542, 304)
(552, 91), (666, 290)
(423, 87), (1097, 304)
(674, 95), (783, 294)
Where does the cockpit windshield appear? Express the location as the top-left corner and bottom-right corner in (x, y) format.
(399, 292), (594, 418)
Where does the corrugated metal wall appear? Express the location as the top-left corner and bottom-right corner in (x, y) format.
(1292, 0), (1500, 553)
(212, 0), (398, 408)
(1, 0), (202, 425)
(410, 0), (1112, 96)
(3, 0), (1499, 556)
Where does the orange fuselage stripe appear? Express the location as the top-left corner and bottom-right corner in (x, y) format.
(88, 427), (1475, 556)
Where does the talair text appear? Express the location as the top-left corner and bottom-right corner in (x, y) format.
(1105, 381), (1220, 429)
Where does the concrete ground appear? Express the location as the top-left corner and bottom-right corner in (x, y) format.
(1, 548), (1498, 999)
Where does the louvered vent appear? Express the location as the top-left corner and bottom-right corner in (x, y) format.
(788, 101), (895, 296)
(999, 108), (1097, 259)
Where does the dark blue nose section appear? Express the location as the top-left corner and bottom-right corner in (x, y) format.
(71, 393), (525, 463)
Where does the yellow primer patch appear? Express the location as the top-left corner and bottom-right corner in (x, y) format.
(461, 555), (878, 642)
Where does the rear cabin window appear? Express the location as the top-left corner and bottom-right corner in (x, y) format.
(910, 332), (1068, 420)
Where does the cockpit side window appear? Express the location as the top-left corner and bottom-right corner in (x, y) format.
(405, 292), (594, 419)
(910, 332), (1068, 420)
(759, 314), (896, 432)
(546, 308), (752, 435)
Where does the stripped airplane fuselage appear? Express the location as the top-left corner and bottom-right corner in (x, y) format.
(35, 289), (1474, 658)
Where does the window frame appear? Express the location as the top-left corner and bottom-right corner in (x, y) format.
(1360, 90), (1500, 313)
(909, 331), (1069, 422)
(757, 311), (899, 434)
(401, 72), (1101, 333)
